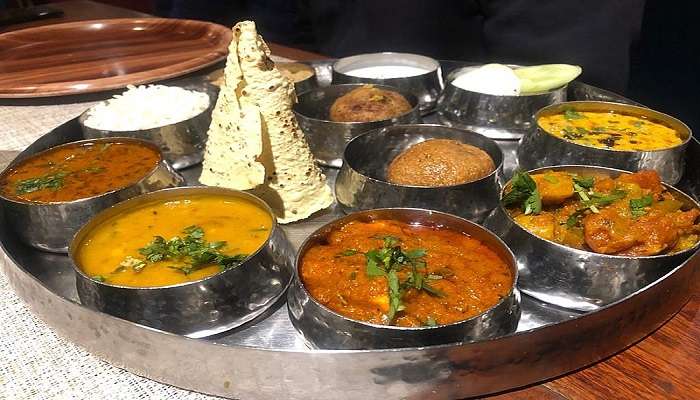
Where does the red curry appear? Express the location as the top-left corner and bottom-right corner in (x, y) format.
(300, 219), (513, 327)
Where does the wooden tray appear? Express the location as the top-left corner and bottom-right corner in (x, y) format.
(0, 18), (231, 98)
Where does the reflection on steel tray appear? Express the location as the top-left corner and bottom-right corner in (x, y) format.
(1, 60), (699, 400)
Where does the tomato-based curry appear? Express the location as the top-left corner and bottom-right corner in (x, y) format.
(300, 220), (513, 327)
(0, 140), (160, 203)
(538, 109), (683, 151)
(504, 170), (700, 256)
(76, 194), (272, 287)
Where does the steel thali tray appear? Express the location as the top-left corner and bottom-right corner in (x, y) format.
(1, 62), (699, 399)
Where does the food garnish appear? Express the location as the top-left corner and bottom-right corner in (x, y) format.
(99, 225), (247, 282)
(15, 171), (69, 194)
(341, 234), (443, 323)
(506, 170), (700, 256)
(502, 171), (542, 215)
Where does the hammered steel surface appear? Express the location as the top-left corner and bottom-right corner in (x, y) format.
(1, 62), (699, 399)
(287, 208), (520, 349)
(518, 101), (692, 185)
(335, 124), (503, 223)
(484, 165), (700, 311)
(294, 84), (421, 167)
(69, 187), (295, 338)
(0, 137), (183, 252)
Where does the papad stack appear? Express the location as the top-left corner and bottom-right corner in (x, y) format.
(200, 21), (333, 223)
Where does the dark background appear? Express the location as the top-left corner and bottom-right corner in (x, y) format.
(28, 0), (700, 132)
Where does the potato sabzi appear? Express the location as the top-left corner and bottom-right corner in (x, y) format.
(502, 169), (700, 256)
(300, 219), (513, 327)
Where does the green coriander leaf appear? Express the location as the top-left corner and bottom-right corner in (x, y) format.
(336, 249), (360, 257)
(630, 194), (653, 217)
(564, 108), (584, 120)
(92, 275), (107, 282)
(365, 256), (385, 277)
(15, 171), (70, 195)
(573, 176), (595, 189)
(404, 248), (426, 259)
(424, 316), (438, 327)
(503, 171), (541, 215)
(386, 270), (403, 322)
(422, 282), (446, 298)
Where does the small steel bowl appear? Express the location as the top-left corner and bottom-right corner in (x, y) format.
(278, 62), (318, 95)
(287, 208), (520, 349)
(436, 66), (567, 140)
(79, 84), (216, 170)
(0, 138), (183, 253)
(518, 101), (692, 184)
(69, 186), (296, 338)
(335, 124), (504, 223)
(294, 84), (421, 168)
(484, 165), (700, 311)
(332, 52), (444, 113)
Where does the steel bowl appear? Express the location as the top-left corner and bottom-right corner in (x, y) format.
(484, 165), (700, 311)
(287, 208), (520, 349)
(79, 84), (216, 170)
(279, 62), (318, 95)
(294, 84), (421, 168)
(335, 124), (504, 223)
(332, 52), (444, 113)
(0, 138), (183, 253)
(436, 65), (567, 140)
(69, 186), (296, 338)
(518, 101), (692, 184)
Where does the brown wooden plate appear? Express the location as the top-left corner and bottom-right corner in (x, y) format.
(0, 18), (231, 98)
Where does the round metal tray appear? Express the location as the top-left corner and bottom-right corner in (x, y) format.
(1, 62), (699, 399)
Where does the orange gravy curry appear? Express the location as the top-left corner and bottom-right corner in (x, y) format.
(0, 140), (160, 203)
(300, 219), (513, 327)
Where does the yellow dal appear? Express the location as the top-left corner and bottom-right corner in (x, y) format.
(538, 111), (683, 151)
(76, 195), (272, 287)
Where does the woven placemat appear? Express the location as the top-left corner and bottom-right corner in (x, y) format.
(0, 56), (293, 400)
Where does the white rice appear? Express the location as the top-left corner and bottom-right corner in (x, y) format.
(83, 85), (210, 131)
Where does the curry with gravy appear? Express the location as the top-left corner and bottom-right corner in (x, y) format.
(300, 219), (513, 327)
(75, 194), (272, 287)
(503, 169), (700, 256)
(0, 140), (160, 203)
(538, 109), (683, 151)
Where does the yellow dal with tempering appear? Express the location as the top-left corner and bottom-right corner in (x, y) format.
(538, 110), (683, 151)
(76, 194), (272, 287)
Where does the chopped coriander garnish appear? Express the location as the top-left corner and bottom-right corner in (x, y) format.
(502, 171), (542, 215)
(564, 108), (584, 120)
(342, 234), (442, 323)
(424, 316), (438, 327)
(336, 249), (360, 257)
(92, 275), (107, 282)
(15, 171), (69, 195)
(116, 225), (247, 276)
(630, 195), (653, 217)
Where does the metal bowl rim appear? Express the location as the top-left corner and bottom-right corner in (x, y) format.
(333, 52), (440, 77)
(500, 164), (700, 260)
(0, 137), (167, 206)
(293, 83), (420, 126)
(534, 100), (693, 153)
(68, 186), (278, 290)
(78, 87), (212, 133)
(341, 123), (504, 189)
(293, 207), (518, 331)
(277, 61), (317, 84)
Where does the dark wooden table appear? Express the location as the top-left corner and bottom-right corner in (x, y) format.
(3, 2), (698, 399)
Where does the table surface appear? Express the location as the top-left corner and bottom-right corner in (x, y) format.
(0, 2), (697, 399)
